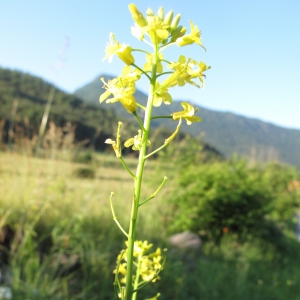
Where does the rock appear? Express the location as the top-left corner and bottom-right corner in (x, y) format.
(168, 231), (202, 250)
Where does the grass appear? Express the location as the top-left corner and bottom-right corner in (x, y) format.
(1, 150), (300, 299)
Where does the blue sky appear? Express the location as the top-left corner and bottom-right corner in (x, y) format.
(1, 0), (300, 129)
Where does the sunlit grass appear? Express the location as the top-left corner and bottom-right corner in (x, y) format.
(1, 151), (300, 299)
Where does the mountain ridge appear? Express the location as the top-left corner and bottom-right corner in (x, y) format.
(74, 74), (300, 168)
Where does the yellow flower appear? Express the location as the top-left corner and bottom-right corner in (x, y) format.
(103, 33), (135, 65)
(153, 81), (172, 107)
(187, 61), (211, 88)
(146, 15), (169, 44)
(124, 130), (151, 151)
(144, 53), (164, 73)
(176, 20), (206, 50)
(171, 102), (202, 125)
(167, 56), (211, 88)
(100, 76), (137, 113)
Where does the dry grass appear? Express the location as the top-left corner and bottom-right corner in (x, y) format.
(0, 151), (170, 237)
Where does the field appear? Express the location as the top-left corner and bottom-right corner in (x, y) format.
(0, 151), (300, 299)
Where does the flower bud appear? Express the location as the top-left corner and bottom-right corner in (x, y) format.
(164, 10), (173, 26)
(146, 7), (154, 16)
(116, 45), (135, 65)
(171, 13), (181, 31)
(157, 7), (164, 20)
(171, 26), (186, 42)
(128, 4), (147, 27)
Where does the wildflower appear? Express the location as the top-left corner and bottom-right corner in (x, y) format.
(144, 53), (164, 73)
(103, 33), (135, 65)
(124, 130), (151, 151)
(171, 102), (202, 125)
(146, 15), (169, 44)
(176, 20), (206, 50)
(100, 68), (139, 113)
(188, 60), (211, 88)
(153, 81), (172, 107)
(105, 138), (120, 158)
(167, 56), (211, 88)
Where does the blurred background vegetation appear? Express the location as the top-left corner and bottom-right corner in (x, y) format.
(0, 67), (300, 299)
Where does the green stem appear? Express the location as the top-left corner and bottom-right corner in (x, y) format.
(132, 258), (142, 300)
(119, 157), (136, 178)
(132, 63), (152, 81)
(110, 193), (128, 237)
(133, 111), (146, 132)
(156, 71), (173, 78)
(159, 42), (176, 53)
(125, 44), (159, 300)
(132, 48), (151, 55)
(145, 119), (182, 159)
(151, 115), (173, 120)
(136, 103), (146, 110)
(139, 176), (168, 207)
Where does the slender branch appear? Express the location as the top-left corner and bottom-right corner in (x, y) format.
(110, 193), (128, 237)
(142, 38), (154, 48)
(145, 119), (182, 159)
(156, 71), (173, 78)
(132, 48), (151, 55)
(161, 59), (172, 64)
(159, 42), (176, 53)
(139, 176), (168, 207)
(136, 103), (146, 110)
(133, 111), (146, 132)
(151, 115), (173, 120)
(119, 157), (136, 178)
(132, 63), (152, 81)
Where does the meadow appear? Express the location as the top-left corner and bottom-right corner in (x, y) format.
(0, 149), (300, 299)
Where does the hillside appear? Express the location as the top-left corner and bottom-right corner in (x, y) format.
(74, 74), (300, 168)
(0, 67), (221, 161)
(0, 68), (119, 150)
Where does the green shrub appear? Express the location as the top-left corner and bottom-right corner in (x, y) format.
(166, 158), (285, 248)
(263, 163), (300, 222)
(73, 167), (95, 179)
(73, 151), (93, 164)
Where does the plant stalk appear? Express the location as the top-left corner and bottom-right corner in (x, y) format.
(125, 44), (158, 300)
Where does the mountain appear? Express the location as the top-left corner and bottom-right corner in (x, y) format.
(0, 68), (118, 150)
(0, 67), (221, 162)
(74, 74), (300, 168)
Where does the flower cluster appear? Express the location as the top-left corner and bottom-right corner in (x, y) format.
(128, 4), (205, 48)
(115, 241), (163, 284)
(100, 4), (210, 114)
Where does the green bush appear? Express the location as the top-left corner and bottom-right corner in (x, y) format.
(73, 151), (93, 164)
(73, 167), (95, 179)
(263, 163), (300, 223)
(166, 158), (289, 248)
